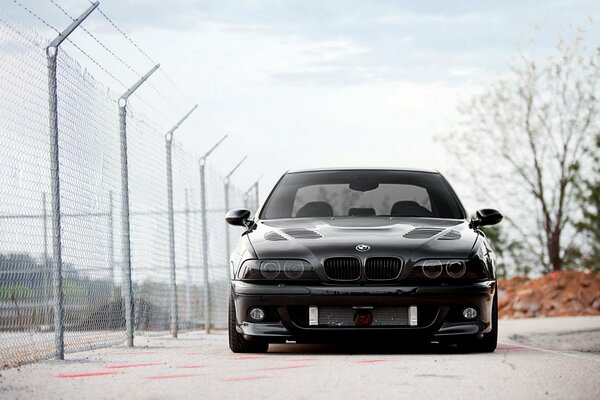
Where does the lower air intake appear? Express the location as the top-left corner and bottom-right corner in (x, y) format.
(318, 307), (410, 327)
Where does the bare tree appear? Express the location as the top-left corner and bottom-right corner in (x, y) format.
(441, 35), (600, 272)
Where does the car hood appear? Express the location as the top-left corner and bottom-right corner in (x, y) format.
(247, 217), (479, 263)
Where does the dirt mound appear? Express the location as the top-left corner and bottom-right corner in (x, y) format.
(498, 270), (600, 318)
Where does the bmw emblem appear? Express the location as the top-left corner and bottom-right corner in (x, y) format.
(355, 244), (371, 252)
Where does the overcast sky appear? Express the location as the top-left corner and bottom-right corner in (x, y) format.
(3, 0), (599, 207)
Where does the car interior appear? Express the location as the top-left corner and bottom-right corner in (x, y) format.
(294, 200), (433, 218)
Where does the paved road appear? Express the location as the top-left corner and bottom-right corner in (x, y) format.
(1, 316), (600, 400)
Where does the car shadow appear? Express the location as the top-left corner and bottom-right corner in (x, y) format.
(268, 341), (475, 355)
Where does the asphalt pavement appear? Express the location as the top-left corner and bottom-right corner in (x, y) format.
(1, 316), (599, 400)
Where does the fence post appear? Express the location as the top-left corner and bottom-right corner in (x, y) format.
(118, 64), (159, 346)
(243, 176), (261, 213)
(224, 156), (247, 266)
(198, 135), (227, 333)
(165, 105), (198, 339)
(42, 193), (51, 324)
(184, 188), (191, 326)
(108, 191), (115, 301)
(253, 180), (260, 211)
(224, 180), (230, 260)
(46, 0), (99, 361)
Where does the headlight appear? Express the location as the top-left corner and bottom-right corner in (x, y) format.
(409, 259), (488, 281)
(238, 259), (317, 281)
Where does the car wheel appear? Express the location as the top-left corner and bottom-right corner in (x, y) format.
(465, 289), (498, 353)
(228, 294), (269, 353)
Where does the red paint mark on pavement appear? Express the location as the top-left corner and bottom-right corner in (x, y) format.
(222, 375), (272, 382)
(56, 372), (116, 378)
(257, 365), (311, 371)
(288, 358), (319, 362)
(226, 355), (266, 360)
(497, 345), (529, 351)
(355, 359), (386, 363)
(145, 374), (200, 380)
(179, 365), (206, 369)
(104, 363), (164, 369)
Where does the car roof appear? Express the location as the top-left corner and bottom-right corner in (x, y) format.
(286, 167), (440, 174)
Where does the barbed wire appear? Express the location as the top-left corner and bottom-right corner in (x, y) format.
(0, 18), (243, 366)
(11, 0), (60, 34)
(12, 0), (195, 125)
(86, 0), (156, 64)
(49, 0), (142, 78)
(11, 0), (127, 88)
(85, 0), (195, 104)
(157, 70), (195, 103)
(65, 36), (128, 88)
(130, 92), (174, 126)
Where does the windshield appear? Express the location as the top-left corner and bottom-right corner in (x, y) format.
(260, 170), (466, 220)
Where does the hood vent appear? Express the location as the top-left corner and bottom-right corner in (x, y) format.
(403, 227), (444, 239)
(438, 230), (461, 240)
(282, 228), (322, 239)
(264, 231), (287, 241)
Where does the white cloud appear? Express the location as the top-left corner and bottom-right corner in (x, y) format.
(448, 68), (481, 77)
(4, 0), (600, 197)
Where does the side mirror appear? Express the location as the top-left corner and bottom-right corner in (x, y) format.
(225, 208), (251, 227)
(472, 208), (503, 228)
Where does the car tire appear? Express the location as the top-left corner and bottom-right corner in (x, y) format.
(465, 289), (498, 353)
(228, 294), (269, 353)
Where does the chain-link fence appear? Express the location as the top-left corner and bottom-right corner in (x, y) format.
(0, 18), (250, 368)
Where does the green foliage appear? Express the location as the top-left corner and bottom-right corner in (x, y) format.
(0, 284), (30, 302)
(575, 132), (600, 271)
(0, 252), (115, 302)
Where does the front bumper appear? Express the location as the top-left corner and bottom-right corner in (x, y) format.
(232, 280), (496, 342)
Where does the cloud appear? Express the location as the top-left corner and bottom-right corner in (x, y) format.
(377, 12), (482, 25)
(6, 0), (600, 192)
(448, 68), (481, 77)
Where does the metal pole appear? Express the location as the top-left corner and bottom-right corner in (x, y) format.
(165, 105), (198, 339)
(254, 181), (260, 211)
(184, 188), (191, 326)
(46, 0), (98, 361)
(165, 139), (177, 338)
(242, 191), (249, 209)
(118, 105), (134, 346)
(47, 10), (64, 365)
(198, 135), (227, 334)
(199, 162), (210, 333)
(224, 180), (230, 264)
(224, 156), (247, 266)
(119, 63), (160, 347)
(108, 191), (115, 301)
(242, 176), (261, 212)
(42, 193), (50, 324)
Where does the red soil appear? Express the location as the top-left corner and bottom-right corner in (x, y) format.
(498, 270), (600, 319)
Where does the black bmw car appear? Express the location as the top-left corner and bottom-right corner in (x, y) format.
(225, 168), (503, 353)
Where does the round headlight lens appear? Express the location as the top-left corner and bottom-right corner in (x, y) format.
(446, 260), (467, 278)
(260, 260), (280, 279)
(422, 260), (443, 278)
(283, 260), (305, 279)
